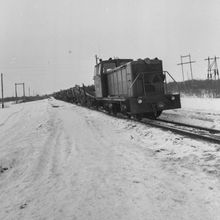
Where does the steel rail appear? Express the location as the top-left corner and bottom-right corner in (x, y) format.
(142, 118), (220, 144)
(55, 99), (220, 144)
(156, 118), (220, 134)
(97, 109), (220, 144)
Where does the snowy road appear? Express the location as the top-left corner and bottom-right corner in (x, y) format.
(1, 99), (220, 220)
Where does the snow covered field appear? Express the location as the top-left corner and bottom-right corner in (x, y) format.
(0, 97), (220, 220)
(161, 97), (220, 129)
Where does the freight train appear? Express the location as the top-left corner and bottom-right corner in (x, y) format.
(54, 57), (181, 119)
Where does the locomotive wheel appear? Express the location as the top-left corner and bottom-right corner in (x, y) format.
(111, 109), (117, 116)
(145, 110), (162, 119)
(156, 110), (162, 118)
(111, 104), (120, 116)
(134, 114), (142, 121)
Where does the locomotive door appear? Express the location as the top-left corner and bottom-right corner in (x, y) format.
(94, 64), (103, 98)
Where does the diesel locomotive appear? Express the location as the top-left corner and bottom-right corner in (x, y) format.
(54, 57), (181, 119)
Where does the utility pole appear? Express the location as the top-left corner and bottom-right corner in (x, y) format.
(177, 54), (196, 81)
(23, 83), (25, 97)
(180, 56), (184, 81)
(214, 56), (219, 80)
(15, 83), (18, 103)
(205, 56), (220, 80)
(15, 82), (25, 103)
(1, 73), (4, 108)
(28, 87), (30, 96)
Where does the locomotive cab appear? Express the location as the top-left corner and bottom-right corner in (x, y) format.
(94, 58), (132, 98)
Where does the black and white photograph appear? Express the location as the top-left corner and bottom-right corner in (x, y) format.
(0, 0), (220, 219)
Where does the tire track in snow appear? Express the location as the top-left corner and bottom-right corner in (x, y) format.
(0, 106), (24, 127)
(1, 100), (220, 220)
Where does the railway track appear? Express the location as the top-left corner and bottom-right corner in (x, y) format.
(142, 118), (220, 144)
(101, 109), (220, 144)
(64, 102), (220, 144)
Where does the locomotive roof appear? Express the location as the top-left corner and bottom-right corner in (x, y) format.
(97, 58), (133, 65)
(97, 57), (162, 65)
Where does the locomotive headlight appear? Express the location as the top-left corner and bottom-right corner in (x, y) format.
(171, 96), (175, 101)
(137, 99), (143, 104)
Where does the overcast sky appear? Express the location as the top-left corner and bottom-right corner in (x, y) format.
(1, 0), (220, 96)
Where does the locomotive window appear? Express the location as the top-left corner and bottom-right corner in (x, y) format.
(98, 64), (101, 75)
(103, 63), (116, 73)
(152, 74), (165, 83)
(94, 64), (101, 76)
(119, 61), (128, 66)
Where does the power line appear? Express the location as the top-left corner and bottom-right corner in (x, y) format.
(15, 83), (25, 103)
(177, 54), (196, 81)
(205, 56), (220, 80)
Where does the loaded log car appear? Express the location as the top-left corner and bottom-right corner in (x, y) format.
(54, 85), (96, 106)
(54, 57), (181, 119)
(93, 57), (181, 118)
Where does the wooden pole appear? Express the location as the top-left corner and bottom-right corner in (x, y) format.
(178, 55), (195, 81)
(180, 56), (184, 81)
(15, 83), (18, 103)
(1, 73), (4, 108)
(23, 83), (25, 97)
(189, 54), (194, 80)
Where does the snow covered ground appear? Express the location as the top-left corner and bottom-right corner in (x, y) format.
(160, 97), (220, 130)
(0, 97), (220, 220)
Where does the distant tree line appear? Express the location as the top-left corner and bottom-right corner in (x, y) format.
(167, 79), (220, 98)
(2, 80), (219, 104)
(0, 95), (50, 103)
